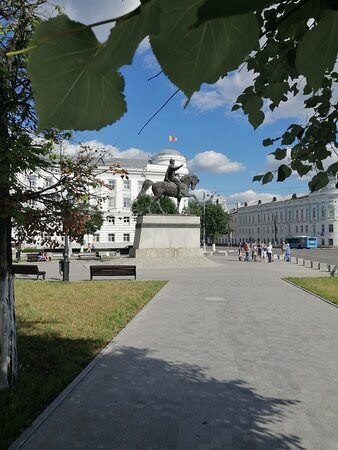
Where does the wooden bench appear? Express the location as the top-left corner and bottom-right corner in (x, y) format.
(90, 265), (136, 280)
(78, 252), (102, 260)
(26, 253), (39, 262)
(12, 264), (46, 280)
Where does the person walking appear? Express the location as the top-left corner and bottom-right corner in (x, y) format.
(267, 242), (273, 263)
(262, 243), (267, 262)
(281, 241), (287, 260)
(285, 243), (291, 262)
(244, 242), (251, 261)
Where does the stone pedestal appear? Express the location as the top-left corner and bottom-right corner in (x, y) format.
(129, 215), (203, 258)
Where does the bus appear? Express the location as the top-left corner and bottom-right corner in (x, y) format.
(286, 236), (318, 249)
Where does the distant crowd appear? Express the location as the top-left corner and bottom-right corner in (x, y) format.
(238, 241), (291, 262)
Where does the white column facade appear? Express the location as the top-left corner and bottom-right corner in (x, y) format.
(89, 149), (189, 248)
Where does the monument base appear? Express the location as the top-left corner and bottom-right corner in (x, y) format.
(129, 215), (203, 258)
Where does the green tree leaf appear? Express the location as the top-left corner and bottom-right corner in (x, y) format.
(262, 138), (274, 146)
(308, 172), (329, 192)
(102, 1), (161, 70)
(28, 15), (127, 130)
(264, 82), (289, 104)
(151, 0), (259, 100)
(277, 164), (292, 182)
(273, 148), (287, 160)
(262, 171), (273, 184)
(327, 161), (338, 175)
(249, 110), (265, 129)
(296, 10), (338, 90)
(196, 0), (273, 25)
(252, 174), (264, 182)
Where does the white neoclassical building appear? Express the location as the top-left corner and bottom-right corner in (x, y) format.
(227, 176), (338, 247)
(88, 149), (189, 248)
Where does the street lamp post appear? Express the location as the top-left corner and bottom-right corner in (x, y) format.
(62, 232), (70, 282)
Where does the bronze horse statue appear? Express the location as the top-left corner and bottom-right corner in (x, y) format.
(138, 174), (199, 214)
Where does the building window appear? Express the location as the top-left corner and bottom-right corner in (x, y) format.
(329, 238), (334, 246)
(123, 179), (130, 190)
(321, 224), (325, 234)
(295, 225), (298, 233)
(301, 210), (304, 220)
(305, 225), (308, 233)
(108, 179), (115, 189)
(321, 238), (325, 246)
(288, 210), (292, 221)
(296, 210), (299, 220)
(93, 234), (100, 242)
(106, 216), (115, 224)
(108, 233), (115, 242)
(312, 224), (316, 233)
(312, 208), (316, 219)
(257, 227), (260, 233)
(321, 206), (326, 219)
(329, 224), (333, 233)
(300, 225), (303, 233)
(123, 233), (130, 242)
(123, 197), (131, 208)
(108, 196), (115, 208)
(138, 180), (144, 191)
(123, 216), (130, 224)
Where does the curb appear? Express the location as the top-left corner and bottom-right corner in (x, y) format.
(9, 281), (169, 450)
(282, 278), (338, 310)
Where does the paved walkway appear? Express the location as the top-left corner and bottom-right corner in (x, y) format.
(11, 258), (338, 450)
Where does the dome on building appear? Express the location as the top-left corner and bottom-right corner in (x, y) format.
(151, 148), (187, 167)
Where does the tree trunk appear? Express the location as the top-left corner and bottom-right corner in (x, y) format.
(0, 216), (17, 390)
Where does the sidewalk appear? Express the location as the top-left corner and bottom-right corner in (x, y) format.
(11, 259), (338, 449)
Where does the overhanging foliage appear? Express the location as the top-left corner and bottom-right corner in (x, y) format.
(9, 0), (338, 191)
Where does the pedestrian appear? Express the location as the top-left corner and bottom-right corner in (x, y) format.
(281, 241), (287, 260)
(257, 242), (262, 262)
(244, 242), (251, 261)
(87, 243), (91, 252)
(238, 246), (243, 261)
(253, 242), (258, 262)
(262, 243), (267, 262)
(267, 242), (273, 263)
(285, 243), (291, 262)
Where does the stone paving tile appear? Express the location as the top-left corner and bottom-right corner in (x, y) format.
(11, 258), (338, 450)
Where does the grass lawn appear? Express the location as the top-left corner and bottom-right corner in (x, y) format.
(287, 277), (338, 305)
(0, 279), (166, 449)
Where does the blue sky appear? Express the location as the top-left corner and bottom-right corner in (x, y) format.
(56, 0), (320, 207)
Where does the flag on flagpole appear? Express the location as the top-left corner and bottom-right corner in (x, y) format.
(168, 135), (177, 142)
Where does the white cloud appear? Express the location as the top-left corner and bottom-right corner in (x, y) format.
(188, 151), (245, 174)
(228, 190), (289, 206)
(190, 69), (254, 113)
(54, 0), (140, 42)
(61, 140), (150, 160)
(191, 188), (213, 202)
(190, 69), (315, 125)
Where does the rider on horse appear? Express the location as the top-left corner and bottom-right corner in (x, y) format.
(164, 158), (183, 197)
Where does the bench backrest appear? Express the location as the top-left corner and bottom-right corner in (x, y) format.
(12, 264), (39, 274)
(90, 265), (136, 277)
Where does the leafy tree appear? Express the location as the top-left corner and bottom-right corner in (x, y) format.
(132, 194), (176, 216)
(0, 1), (116, 390)
(11, 0), (338, 191)
(188, 202), (229, 243)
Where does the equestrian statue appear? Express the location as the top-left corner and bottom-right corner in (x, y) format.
(138, 158), (199, 214)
